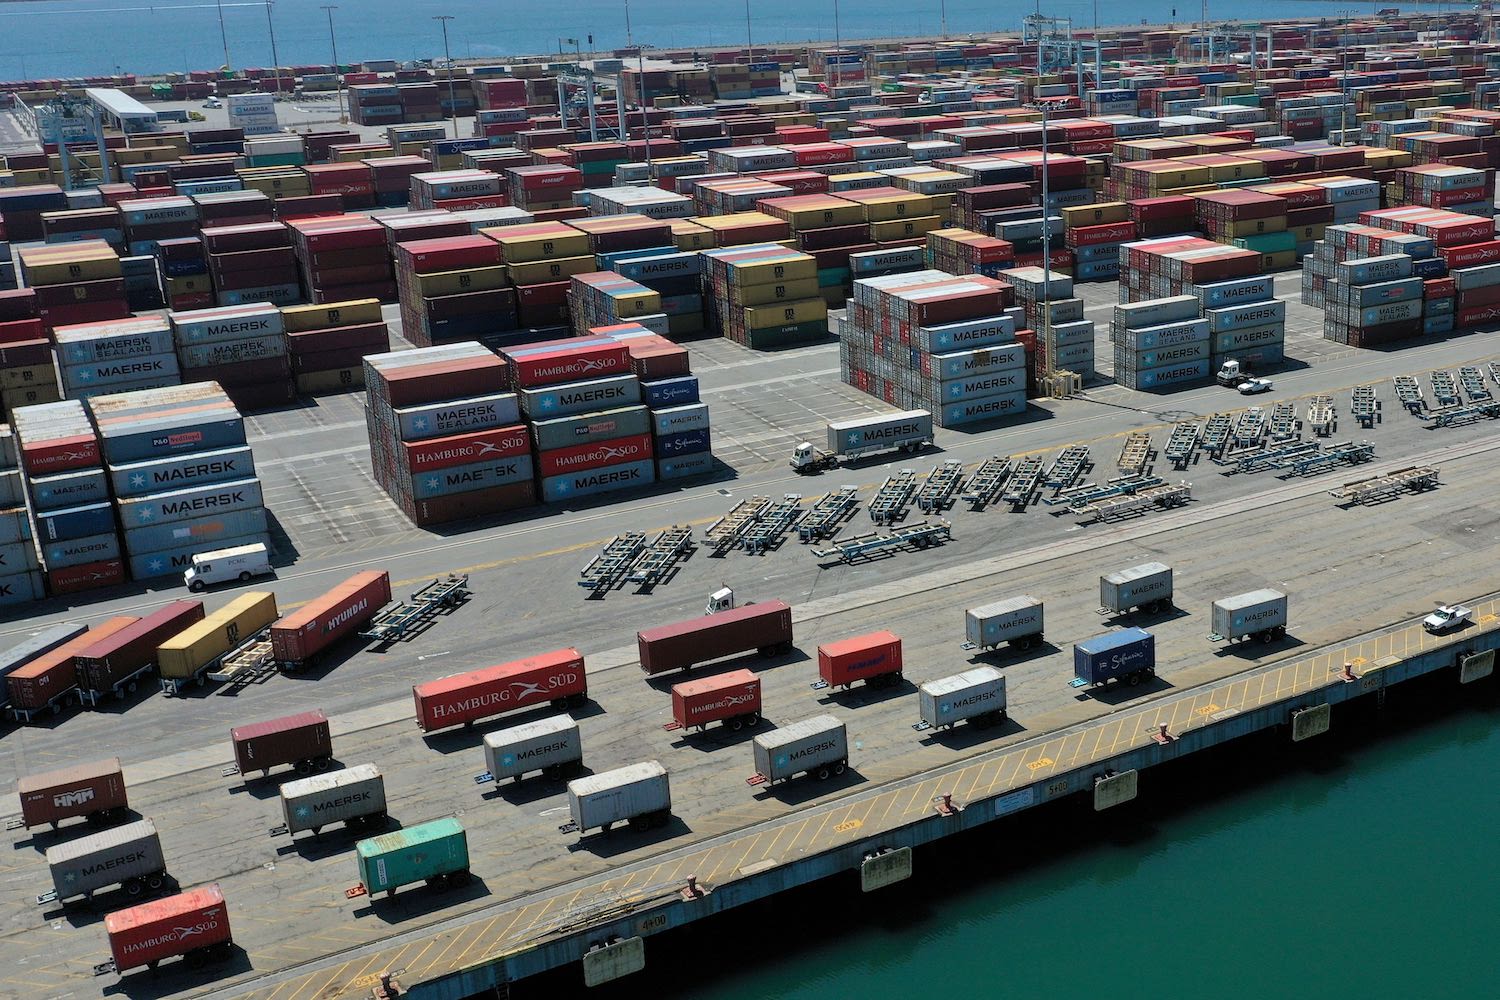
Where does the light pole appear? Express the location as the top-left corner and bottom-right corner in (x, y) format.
(1030, 100), (1054, 375)
(746, 0), (753, 51)
(625, 0), (633, 47)
(321, 5), (344, 124)
(833, 0), (842, 88)
(941, 0), (948, 38)
(215, 0), (232, 73)
(264, 1), (285, 111)
(434, 16), (458, 139)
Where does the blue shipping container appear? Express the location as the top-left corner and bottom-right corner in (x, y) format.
(540, 459), (656, 503)
(35, 501), (116, 543)
(942, 390), (1027, 427)
(100, 417), (247, 465)
(640, 376), (699, 409)
(654, 428), (711, 457)
(42, 531), (120, 570)
(1073, 628), (1156, 686)
(30, 468), (110, 510)
(657, 451), (715, 481)
(122, 507), (268, 553)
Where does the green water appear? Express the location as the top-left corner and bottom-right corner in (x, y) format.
(693, 699), (1500, 1000)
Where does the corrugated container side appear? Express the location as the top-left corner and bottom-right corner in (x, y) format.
(269, 570), (390, 664)
(105, 885), (231, 972)
(17, 758), (127, 828)
(482, 716), (581, 780)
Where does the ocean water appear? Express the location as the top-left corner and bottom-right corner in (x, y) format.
(3, 0), (1374, 80)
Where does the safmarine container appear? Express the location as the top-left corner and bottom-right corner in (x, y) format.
(1099, 562), (1173, 614)
(918, 666), (1007, 729)
(355, 817), (469, 897)
(17, 757), (128, 829)
(566, 760), (671, 833)
(1073, 628), (1157, 687)
(44, 817), (167, 902)
(278, 763), (386, 836)
(482, 715), (582, 782)
(752, 715), (848, 783)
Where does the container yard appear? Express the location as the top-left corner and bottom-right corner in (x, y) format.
(2, 10), (1500, 1000)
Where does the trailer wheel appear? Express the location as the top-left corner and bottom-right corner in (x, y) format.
(1129, 672), (1142, 686)
(196, 673), (207, 687)
(314, 756), (331, 772)
(816, 766), (831, 781)
(629, 815), (647, 831)
(449, 869), (471, 886)
(125, 879), (143, 897)
(729, 717), (744, 732)
(652, 809), (670, 828)
(50, 702), (61, 716)
(186, 949), (206, 969)
(833, 760), (846, 776)
(295, 759), (312, 774)
(746, 712), (760, 727)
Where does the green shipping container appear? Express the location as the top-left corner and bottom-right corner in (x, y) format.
(355, 817), (468, 897)
(1234, 231), (1297, 254)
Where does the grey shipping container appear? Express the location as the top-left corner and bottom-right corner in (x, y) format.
(29, 468), (111, 511)
(481, 715), (582, 782)
(918, 666), (1006, 730)
(752, 714), (848, 784)
(530, 405), (652, 452)
(0, 539), (39, 576)
(965, 595), (1044, 650)
(394, 392), (520, 442)
(827, 409), (933, 457)
(109, 446), (256, 499)
(116, 477), (264, 530)
(0, 469), (20, 507)
(1, 622), (88, 691)
(43, 818), (168, 903)
(566, 760), (671, 833)
(1211, 588), (1288, 641)
(277, 764), (387, 837)
(1100, 562), (1174, 614)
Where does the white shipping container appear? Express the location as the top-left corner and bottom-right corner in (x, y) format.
(482, 715), (581, 782)
(1100, 562), (1173, 613)
(965, 595), (1044, 649)
(918, 666), (1007, 729)
(279, 764), (386, 836)
(44, 818), (166, 901)
(752, 715), (848, 783)
(567, 761), (670, 833)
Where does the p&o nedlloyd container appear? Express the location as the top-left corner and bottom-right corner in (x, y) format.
(1099, 562), (1174, 615)
(1211, 588), (1288, 642)
(103, 884), (232, 974)
(965, 595), (1044, 651)
(751, 715), (848, 785)
(566, 760), (671, 834)
(276, 763), (387, 838)
(42, 817), (168, 904)
(480, 715), (582, 783)
(918, 666), (1007, 730)
(17, 757), (128, 829)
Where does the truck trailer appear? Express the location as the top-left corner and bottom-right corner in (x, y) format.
(16, 757), (129, 830)
(0, 622), (88, 710)
(637, 601), (793, 674)
(274, 764), (387, 839)
(478, 715), (582, 783)
(41, 818), (169, 905)
(229, 709), (333, 779)
(566, 761), (671, 834)
(100, 884), (232, 975)
(269, 570), (390, 670)
(750, 715), (849, 785)
(1211, 589), (1289, 643)
(1099, 562), (1173, 615)
(1074, 628), (1157, 688)
(157, 591), (278, 695)
(412, 647), (587, 732)
(352, 817), (469, 898)
(668, 668), (762, 731)
(76, 600), (204, 705)
(790, 410), (934, 473)
(817, 631), (903, 690)
(965, 595), (1044, 652)
(918, 666), (1007, 730)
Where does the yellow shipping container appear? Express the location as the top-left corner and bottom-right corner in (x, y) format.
(414, 265), (510, 297)
(1260, 250), (1297, 271)
(773, 200), (863, 229)
(670, 219), (717, 250)
(1289, 223), (1327, 243)
(164, 275), (213, 296)
(1062, 202), (1129, 227)
(0, 365), (54, 391)
(853, 194), (934, 222)
(868, 214), (943, 241)
(296, 368), (364, 394)
(112, 146), (177, 165)
(281, 298), (383, 332)
(484, 229), (590, 263)
(730, 255), (818, 286)
(157, 592), (279, 680)
(1, 383), (61, 412)
(17, 243), (122, 284)
(12, 168), (49, 186)
(729, 277), (821, 307)
(506, 254), (595, 285)
(744, 297), (827, 329)
(1222, 216), (1287, 238)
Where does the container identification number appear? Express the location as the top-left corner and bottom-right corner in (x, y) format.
(1026, 757), (1054, 771)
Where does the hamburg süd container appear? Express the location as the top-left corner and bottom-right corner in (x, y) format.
(103, 884), (232, 974)
(668, 668), (761, 731)
(354, 817), (469, 898)
(751, 715), (848, 785)
(1073, 628), (1157, 688)
(17, 757), (128, 829)
(965, 595), (1044, 651)
(229, 709), (332, 778)
(479, 715), (582, 783)
(1211, 588), (1288, 642)
(817, 630), (902, 689)
(1099, 562), (1173, 615)
(269, 570), (390, 668)
(917, 666), (1007, 730)
(42, 817), (168, 904)
(636, 600), (793, 674)
(412, 647), (587, 732)
(566, 760), (671, 834)
(275, 763), (386, 838)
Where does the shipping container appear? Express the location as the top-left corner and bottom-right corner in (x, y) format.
(354, 817), (469, 897)
(156, 591), (277, 693)
(412, 648), (587, 731)
(825, 409), (933, 457)
(1211, 588), (1288, 642)
(269, 570), (390, 668)
(103, 884), (232, 974)
(566, 760), (671, 834)
(917, 666), (1006, 730)
(669, 668), (761, 731)
(480, 715), (581, 782)
(965, 595), (1044, 650)
(751, 715), (848, 784)
(16, 757), (128, 829)
(817, 630), (903, 689)
(7, 616), (137, 718)
(0, 622), (87, 706)
(76, 601), (205, 704)
(276, 763), (386, 837)
(1099, 562), (1174, 615)
(637, 601), (793, 674)
(229, 709), (332, 778)
(42, 818), (167, 904)
(1073, 627), (1157, 688)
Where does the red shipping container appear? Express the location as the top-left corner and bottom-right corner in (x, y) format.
(76, 600), (205, 699)
(1423, 277), (1456, 300)
(398, 234), (505, 273)
(817, 630), (903, 689)
(669, 668), (761, 731)
(402, 425), (531, 474)
(230, 709), (332, 776)
(270, 570), (391, 667)
(1456, 304), (1500, 327)
(46, 557), (127, 596)
(105, 885), (232, 973)
(637, 601), (793, 674)
(7, 615), (136, 712)
(506, 342), (632, 388)
(379, 355), (511, 407)
(412, 648), (587, 731)
(17, 757), (129, 829)
(32, 277), (126, 308)
(1067, 221), (1137, 247)
(405, 479), (536, 526)
(536, 432), (654, 478)
(0, 317), (45, 344)
(1456, 284), (1500, 309)
(0, 338), (53, 369)
(1440, 241), (1500, 269)
(0, 287), (39, 321)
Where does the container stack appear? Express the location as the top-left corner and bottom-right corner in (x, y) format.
(152, 237), (213, 311)
(1192, 190), (1296, 272)
(612, 249), (706, 339)
(483, 221), (593, 330)
(1391, 164), (1492, 216)
(286, 214), (397, 305)
(10, 400), (124, 596)
(364, 343), (535, 527)
(1299, 223), (1435, 309)
(1000, 266), (1094, 381)
(700, 244), (828, 349)
(1061, 203), (1135, 281)
(1117, 237), (1262, 304)
(302, 163), (376, 210)
(1110, 295), (1211, 391)
(0, 289), (60, 420)
(395, 234), (517, 348)
(281, 299), (389, 394)
(504, 165), (583, 216)
(53, 317), (181, 401)
(569, 272), (664, 336)
(168, 303), (294, 411)
(409, 170), (506, 212)
(1321, 254), (1425, 348)
(119, 197), (199, 255)
(757, 194), (872, 307)
(841, 270), (1028, 427)
(202, 222), (301, 306)
(1197, 277), (1286, 374)
(16, 242), (130, 334)
(0, 423), (42, 605)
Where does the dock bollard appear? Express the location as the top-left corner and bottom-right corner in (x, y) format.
(1340, 662), (1358, 683)
(1152, 723), (1173, 744)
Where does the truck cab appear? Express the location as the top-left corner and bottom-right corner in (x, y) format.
(789, 442), (837, 474)
(184, 542), (272, 592)
(1216, 358), (1251, 387)
(705, 587), (736, 614)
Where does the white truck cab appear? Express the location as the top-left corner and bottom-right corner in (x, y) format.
(705, 587), (736, 614)
(184, 542), (272, 592)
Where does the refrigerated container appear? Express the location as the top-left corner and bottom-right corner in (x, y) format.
(156, 591), (278, 694)
(917, 666), (1007, 730)
(668, 668), (761, 731)
(817, 631), (902, 689)
(76, 600), (204, 705)
(16, 758), (128, 830)
(1073, 628), (1157, 688)
(412, 647), (587, 732)
(42, 818), (168, 904)
(102, 884), (232, 974)
(751, 715), (848, 784)
(354, 817), (469, 898)
(637, 601), (793, 674)
(269, 570), (390, 669)
(1099, 562), (1173, 615)
(965, 596), (1044, 651)
(275, 764), (386, 838)
(478, 715), (582, 783)
(229, 709), (332, 778)
(1211, 588), (1288, 642)
(566, 761), (671, 834)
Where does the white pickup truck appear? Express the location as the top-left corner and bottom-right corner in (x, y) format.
(1422, 604), (1472, 633)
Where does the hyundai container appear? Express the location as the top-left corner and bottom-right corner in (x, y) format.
(230, 709), (332, 778)
(965, 596), (1044, 650)
(17, 758), (128, 829)
(270, 570), (390, 668)
(276, 763), (386, 838)
(817, 630), (903, 689)
(752, 715), (848, 784)
(412, 647), (586, 731)
(43, 818), (168, 904)
(669, 668), (761, 731)
(1099, 562), (1174, 615)
(103, 885), (232, 974)
(1074, 628), (1157, 687)
(480, 715), (582, 782)
(918, 666), (1007, 730)
(637, 601), (793, 674)
(567, 761), (671, 834)
(76, 600), (204, 705)
(1211, 588), (1289, 642)
(354, 817), (469, 897)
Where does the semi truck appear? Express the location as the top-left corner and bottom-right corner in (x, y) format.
(918, 666), (1007, 730)
(351, 817), (470, 899)
(750, 715), (849, 785)
(566, 761), (671, 834)
(1074, 628), (1157, 688)
(667, 669), (762, 732)
(412, 648), (587, 732)
(817, 631), (903, 690)
(273, 764), (387, 839)
(637, 600), (793, 674)
(228, 709), (333, 779)
(0, 622), (87, 711)
(1099, 562), (1173, 616)
(965, 596), (1044, 652)
(76, 600), (204, 706)
(99, 884), (233, 976)
(15, 758), (129, 830)
(476, 715), (583, 784)
(789, 410), (934, 473)
(1211, 589), (1289, 643)
(269, 570), (391, 670)
(40, 818), (169, 905)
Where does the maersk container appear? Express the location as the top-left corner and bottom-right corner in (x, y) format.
(278, 763), (386, 837)
(650, 402), (710, 437)
(942, 389), (1027, 426)
(1211, 588), (1288, 642)
(1074, 627), (1156, 687)
(43, 818), (168, 903)
(827, 409), (933, 457)
(412, 453), (534, 499)
(752, 715), (848, 784)
(481, 715), (581, 782)
(355, 817), (469, 897)
(1100, 562), (1173, 614)
(519, 374), (641, 419)
(394, 391), (520, 441)
(41, 531), (119, 571)
(566, 760), (671, 834)
(918, 666), (1007, 730)
(926, 344), (1026, 381)
(29, 468), (110, 510)
(116, 477), (264, 530)
(658, 450), (715, 481)
(122, 507), (268, 554)
(1204, 300), (1287, 333)
(965, 595), (1044, 650)
(540, 458), (656, 503)
(915, 315), (1015, 353)
(108, 445), (256, 499)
